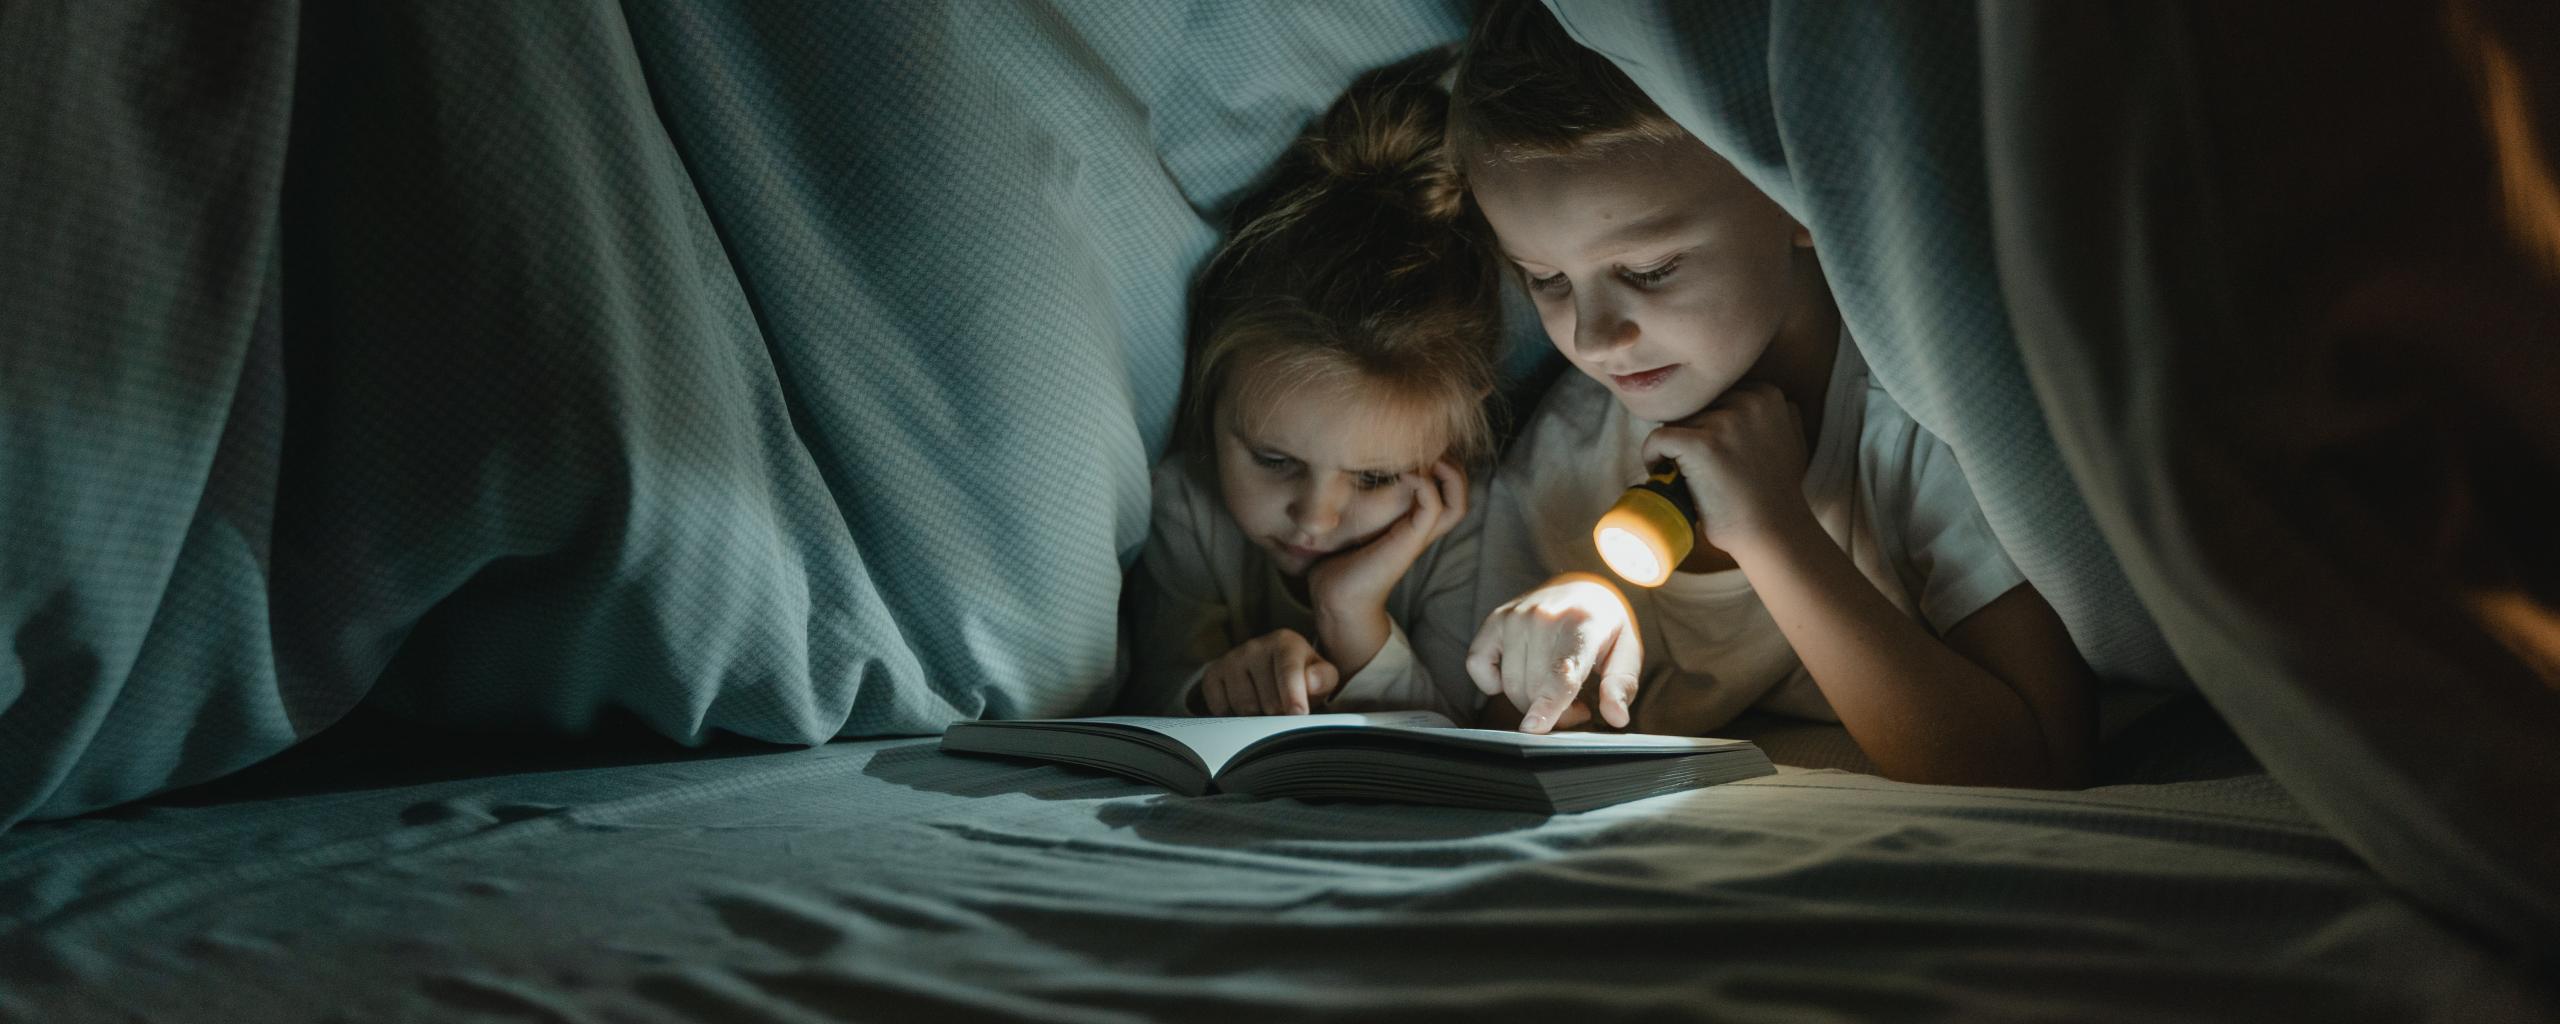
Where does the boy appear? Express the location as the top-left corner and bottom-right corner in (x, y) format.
(1449, 1), (2095, 787)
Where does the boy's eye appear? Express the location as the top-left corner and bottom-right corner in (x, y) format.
(1624, 254), (1683, 287)
(1353, 471), (1401, 491)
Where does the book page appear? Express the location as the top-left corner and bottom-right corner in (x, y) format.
(1363, 725), (1753, 756)
(1074, 711), (1452, 776)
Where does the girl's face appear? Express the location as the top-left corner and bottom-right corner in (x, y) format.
(1214, 368), (1450, 578)
(1469, 134), (1819, 425)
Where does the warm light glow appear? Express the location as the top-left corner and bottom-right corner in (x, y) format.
(2453, 0), (2560, 276)
(1594, 482), (1693, 589)
(2470, 588), (2560, 691)
(1596, 525), (1670, 588)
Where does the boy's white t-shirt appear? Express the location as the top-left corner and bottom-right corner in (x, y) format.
(1119, 458), (1483, 723)
(1475, 335), (2027, 735)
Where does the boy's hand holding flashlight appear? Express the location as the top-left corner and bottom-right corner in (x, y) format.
(1639, 384), (1814, 557)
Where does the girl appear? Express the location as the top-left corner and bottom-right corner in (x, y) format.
(1118, 50), (1500, 723)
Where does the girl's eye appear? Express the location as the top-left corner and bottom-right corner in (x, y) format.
(1624, 254), (1683, 287)
(1251, 451), (1293, 472)
(1353, 471), (1401, 492)
(1525, 270), (1570, 296)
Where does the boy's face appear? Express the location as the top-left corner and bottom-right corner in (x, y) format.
(1471, 135), (1815, 424)
(1214, 368), (1446, 578)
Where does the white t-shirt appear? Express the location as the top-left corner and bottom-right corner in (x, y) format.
(1474, 335), (2026, 735)
(1118, 458), (1482, 722)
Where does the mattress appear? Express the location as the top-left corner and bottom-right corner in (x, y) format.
(2, 724), (2545, 1023)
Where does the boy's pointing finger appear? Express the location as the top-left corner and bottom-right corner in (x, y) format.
(1518, 669), (1584, 734)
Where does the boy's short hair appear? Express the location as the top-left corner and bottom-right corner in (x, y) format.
(1448, 0), (1688, 164)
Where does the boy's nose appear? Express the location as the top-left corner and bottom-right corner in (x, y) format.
(1572, 298), (1638, 357)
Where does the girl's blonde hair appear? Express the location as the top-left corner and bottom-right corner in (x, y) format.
(1446, 0), (1688, 167)
(1177, 47), (1503, 473)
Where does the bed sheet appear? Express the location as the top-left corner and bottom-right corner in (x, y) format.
(1, 732), (2545, 1024)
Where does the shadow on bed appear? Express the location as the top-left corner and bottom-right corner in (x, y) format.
(1717, 690), (2265, 787)
(1088, 792), (1556, 847)
(126, 705), (805, 814)
(2091, 693), (2265, 785)
(862, 741), (1162, 803)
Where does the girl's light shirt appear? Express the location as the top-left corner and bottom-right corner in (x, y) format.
(1120, 458), (1484, 722)
(1475, 334), (2027, 735)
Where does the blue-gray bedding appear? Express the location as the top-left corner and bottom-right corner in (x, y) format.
(0, 732), (2547, 1022)
(1, 1), (1476, 827)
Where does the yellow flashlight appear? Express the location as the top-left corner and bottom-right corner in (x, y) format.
(1592, 464), (1696, 588)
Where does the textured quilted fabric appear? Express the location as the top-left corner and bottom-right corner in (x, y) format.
(0, 1), (1471, 827)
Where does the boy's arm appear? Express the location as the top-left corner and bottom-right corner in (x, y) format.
(1643, 383), (2094, 787)
(1731, 517), (2093, 788)
(1938, 584), (2098, 784)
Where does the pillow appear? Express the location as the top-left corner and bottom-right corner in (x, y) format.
(0, 0), (1474, 827)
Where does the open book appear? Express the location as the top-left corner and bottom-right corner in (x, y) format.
(940, 711), (1774, 813)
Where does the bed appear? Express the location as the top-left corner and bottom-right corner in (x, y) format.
(4, 0), (2556, 1019)
(3, 711), (2546, 1023)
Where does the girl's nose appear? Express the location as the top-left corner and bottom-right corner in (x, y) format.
(1288, 477), (1346, 536)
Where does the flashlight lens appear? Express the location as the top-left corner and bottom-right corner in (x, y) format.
(1596, 526), (1668, 588)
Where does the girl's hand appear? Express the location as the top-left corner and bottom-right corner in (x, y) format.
(1307, 460), (1469, 616)
(1639, 383), (1814, 554)
(1191, 629), (1341, 716)
(1464, 574), (1641, 733)
(1305, 461), (1467, 676)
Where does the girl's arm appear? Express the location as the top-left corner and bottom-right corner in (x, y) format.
(1309, 462), (1481, 722)
(1314, 620), (1469, 721)
(1119, 565), (1225, 717)
(1116, 465), (1238, 716)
